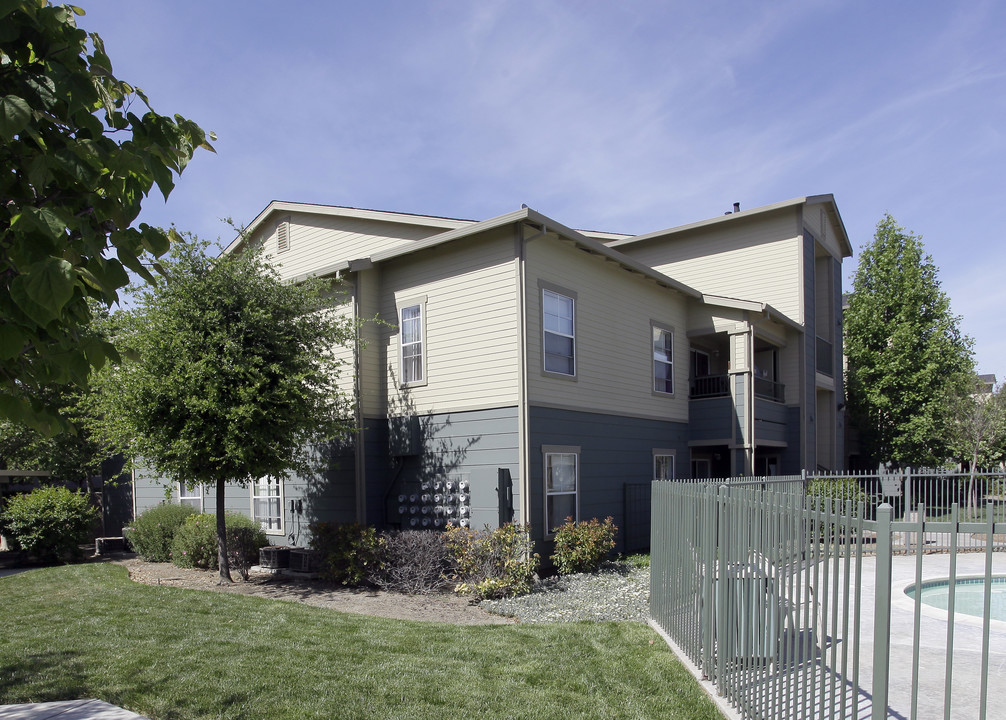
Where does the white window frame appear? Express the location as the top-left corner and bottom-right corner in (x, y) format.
(251, 476), (284, 535)
(178, 482), (203, 512)
(541, 285), (576, 377)
(397, 297), (427, 387)
(653, 450), (676, 481)
(652, 322), (674, 395)
(543, 445), (579, 536)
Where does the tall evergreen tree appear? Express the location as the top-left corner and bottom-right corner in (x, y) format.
(845, 214), (974, 467)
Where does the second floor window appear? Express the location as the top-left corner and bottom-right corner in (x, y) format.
(653, 326), (673, 394)
(401, 304), (424, 384)
(543, 289), (575, 375)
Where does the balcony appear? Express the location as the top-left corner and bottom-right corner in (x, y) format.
(816, 336), (833, 376)
(690, 374), (785, 403)
(754, 376), (785, 403)
(690, 374), (730, 399)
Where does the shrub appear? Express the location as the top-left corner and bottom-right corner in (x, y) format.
(550, 516), (617, 575)
(125, 503), (196, 562)
(372, 530), (451, 594)
(807, 477), (873, 540)
(443, 522), (539, 600)
(171, 512), (268, 579)
(310, 522), (384, 586)
(807, 477), (871, 516)
(0, 486), (98, 563)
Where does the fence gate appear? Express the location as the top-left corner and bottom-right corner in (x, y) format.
(623, 482), (651, 553)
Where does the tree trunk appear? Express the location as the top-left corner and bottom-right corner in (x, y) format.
(968, 451), (979, 519)
(216, 478), (233, 584)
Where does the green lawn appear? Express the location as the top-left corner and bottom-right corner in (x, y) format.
(0, 563), (723, 720)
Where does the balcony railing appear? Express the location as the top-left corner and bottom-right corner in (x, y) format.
(690, 374), (730, 399)
(754, 376), (785, 402)
(690, 374), (786, 402)
(816, 336), (833, 376)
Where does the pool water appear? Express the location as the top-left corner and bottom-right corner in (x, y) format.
(906, 577), (1006, 621)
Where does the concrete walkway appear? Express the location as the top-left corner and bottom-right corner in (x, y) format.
(0, 700), (148, 720)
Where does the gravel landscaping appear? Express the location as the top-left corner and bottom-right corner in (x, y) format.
(480, 562), (650, 623)
(114, 556), (651, 625)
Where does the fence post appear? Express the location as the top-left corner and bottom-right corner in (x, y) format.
(872, 503), (893, 720)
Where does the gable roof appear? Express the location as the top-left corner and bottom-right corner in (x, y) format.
(232, 197), (846, 327)
(606, 194), (854, 258)
(225, 201), (474, 255)
(276, 204), (707, 300)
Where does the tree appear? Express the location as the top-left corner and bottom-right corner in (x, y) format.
(93, 237), (356, 582)
(0, 300), (115, 490)
(1, 1), (214, 432)
(845, 214), (974, 467)
(0, 382), (109, 488)
(948, 378), (1006, 512)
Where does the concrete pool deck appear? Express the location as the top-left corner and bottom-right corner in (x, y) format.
(872, 552), (1006, 720)
(652, 551), (1006, 720)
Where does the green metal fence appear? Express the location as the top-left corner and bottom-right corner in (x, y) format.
(650, 478), (1006, 720)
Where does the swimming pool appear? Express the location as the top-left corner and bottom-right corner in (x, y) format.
(905, 576), (1006, 621)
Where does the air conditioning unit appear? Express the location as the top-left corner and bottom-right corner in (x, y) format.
(259, 546), (291, 569)
(289, 549), (319, 573)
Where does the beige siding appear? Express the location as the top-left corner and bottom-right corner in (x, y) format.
(322, 286), (357, 398)
(526, 237), (689, 422)
(617, 209), (805, 323)
(381, 228), (520, 414)
(255, 213), (454, 282)
(803, 204), (846, 261)
(686, 305), (748, 335)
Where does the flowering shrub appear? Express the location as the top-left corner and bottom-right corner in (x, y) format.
(0, 487), (98, 563)
(372, 530), (450, 594)
(171, 512), (267, 578)
(125, 503), (196, 562)
(443, 522), (539, 600)
(310, 522), (384, 586)
(550, 516), (617, 575)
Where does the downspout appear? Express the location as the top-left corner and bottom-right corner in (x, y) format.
(352, 271), (366, 524)
(517, 221), (548, 529)
(748, 323), (756, 476)
(515, 223), (530, 528)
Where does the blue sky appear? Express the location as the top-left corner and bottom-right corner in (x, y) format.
(77, 1), (1006, 376)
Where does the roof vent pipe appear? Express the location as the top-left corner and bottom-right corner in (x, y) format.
(733, 202), (741, 213)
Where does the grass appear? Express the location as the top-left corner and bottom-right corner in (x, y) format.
(0, 563), (723, 720)
(621, 553), (650, 569)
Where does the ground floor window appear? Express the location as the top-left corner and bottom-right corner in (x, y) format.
(178, 483), (202, 511)
(653, 451), (675, 481)
(544, 446), (579, 534)
(252, 476), (283, 533)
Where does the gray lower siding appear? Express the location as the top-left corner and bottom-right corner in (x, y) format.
(782, 406), (804, 475)
(688, 397), (733, 442)
(131, 463), (333, 548)
(127, 407), (521, 548)
(375, 406), (521, 532)
(528, 406), (689, 552)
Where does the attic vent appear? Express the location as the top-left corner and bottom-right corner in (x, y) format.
(277, 219), (291, 253)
